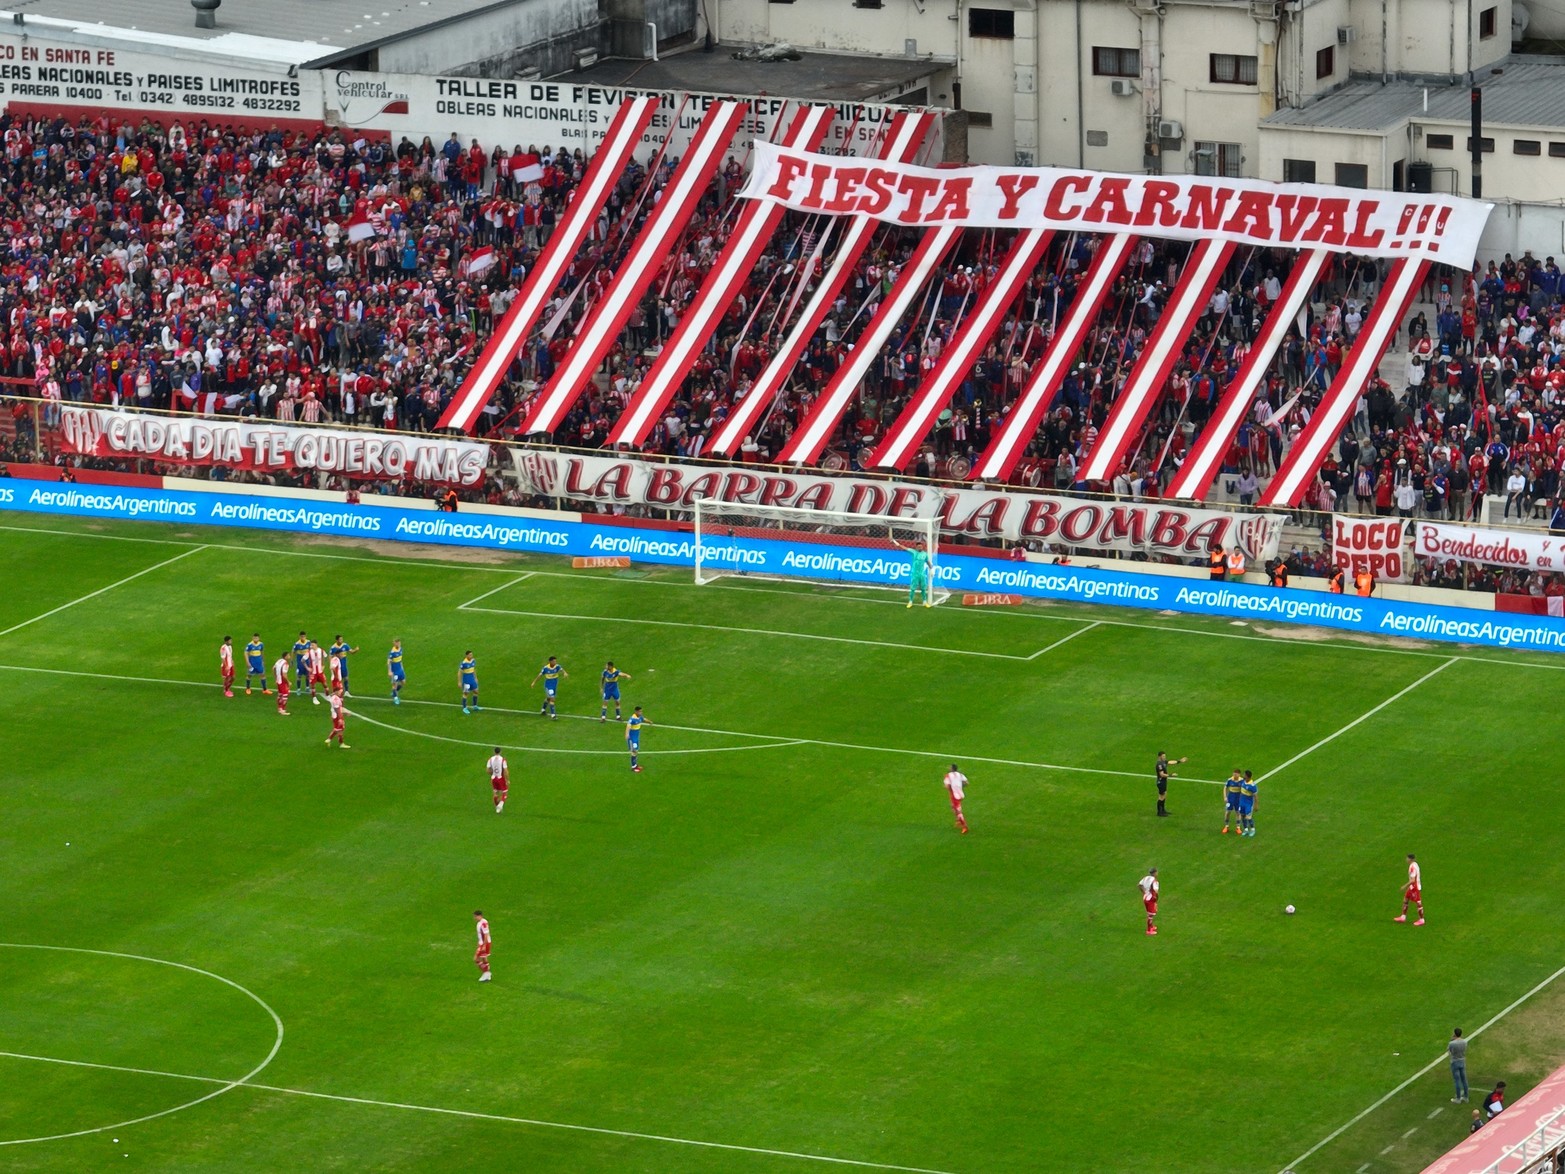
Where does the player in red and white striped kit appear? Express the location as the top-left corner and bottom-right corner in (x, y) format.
(1394, 854), (1425, 925)
(219, 636), (235, 698)
(306, 641), (327, 704)
(473, 911), (492, 981)
(943, 764), (969, 834)
(273, 655), (292, 715)
(324, 689), (350, 748)
(487, 747), (509, 813)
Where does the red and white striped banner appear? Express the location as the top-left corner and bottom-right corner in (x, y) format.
(1261, 258), (1428, 506)
(777, 224), (961, 464)
(606, 104), (836, 448)
(1165, 249), (1329, 500)
(973, 233), (1136, 482)
(869, 229), (1054, 470)
(1080, 238), (1236, 482)
(705, 112), (939, 457)
(519, 101), (750, 436)
(436, 97), (658, 433)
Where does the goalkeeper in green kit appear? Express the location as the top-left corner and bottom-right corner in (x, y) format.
(892, 535), (934, 608)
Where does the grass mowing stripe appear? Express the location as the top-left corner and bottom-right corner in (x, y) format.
(1256, 658), (1459, 783)
(1280, 957), (1565, 1172)
(0, 1051), (959, 1174)
(0, 546), (207, 639)
(0, 661), (1230, 786)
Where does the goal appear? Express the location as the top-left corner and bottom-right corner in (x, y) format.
(691, 497), (950, 604)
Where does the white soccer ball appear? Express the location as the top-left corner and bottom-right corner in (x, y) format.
(1285, 904), (1296, 915)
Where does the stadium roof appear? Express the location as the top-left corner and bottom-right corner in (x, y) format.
(565, 47), (947, 106)
(0, 0), (524, 67)
(1264, 57), (1565, 132)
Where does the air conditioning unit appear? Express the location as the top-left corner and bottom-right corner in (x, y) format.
(1337, 25), (1357, 43)
(573, 47), (599, 70)
(1158, 119), (1184, 140)
(1109, 78), (1137, 97)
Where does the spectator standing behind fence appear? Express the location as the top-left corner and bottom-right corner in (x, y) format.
(1448, 1028), (1469, 1103)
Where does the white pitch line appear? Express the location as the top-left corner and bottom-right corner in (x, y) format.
(350, 708), (810, 758)
(0, 943), (283, 1146)
(457, 574), (535, 609)
(0, 546), (207, 639)
(0, 1051), (957, 1174)
(1279, 957), (1565, 1171)
(0, 662), (1227, 786)
(461, 603), (1042, 661)
(1026, 620), (1102, 659)
(8, 520), (1565, 672)
(1256, 659), (1458, 784)
(1426, 1107), (1443, 1119)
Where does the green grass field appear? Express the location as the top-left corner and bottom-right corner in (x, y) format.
(3, 514), (1565, 1173)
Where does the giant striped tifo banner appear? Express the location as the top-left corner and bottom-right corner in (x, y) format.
(971, 233), (1137, 482)
(519, 100), (751, 437)
(704, 112), (940, 458)
(1079, 238), (1236, 482)
(606, 104), (836, 448)
(778, 224), (962, 464)
(435, 97), (658, 433)
(1260, 259), (1429, 507)
(1165, 249), (1330, 501)
(869, 228), (1054, 470)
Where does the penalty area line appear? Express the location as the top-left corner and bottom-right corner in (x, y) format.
(0, 546), (208, 640)
(0, 1050), (957, 1174)
(1279, 956), (1565, 1172)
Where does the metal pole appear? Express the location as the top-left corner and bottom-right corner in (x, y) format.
(1470, 85), (1482, 199)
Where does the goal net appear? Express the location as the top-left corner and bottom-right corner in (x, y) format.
(692, 497), (950, 604)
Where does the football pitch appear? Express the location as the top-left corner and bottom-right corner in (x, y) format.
(5, 516), (1565, 1174)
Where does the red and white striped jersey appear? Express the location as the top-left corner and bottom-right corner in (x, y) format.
(328, 694), (344, 720)
(273, 657), (289, 686)
(1408, 860), (1422, 888)
(219, 643), (233, 670)
(475, 917), (491, 946)
(307, 646), (325, 673)
(943, 770), (967, 800)
(487, 753), (508, 781)
(329, 654), (343, 680)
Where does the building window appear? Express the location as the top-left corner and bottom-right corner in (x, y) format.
(1209, 54), (1258, 85)
(1335, 162), (1369, 188)
(1515, 139), (1542, 156)
(1316, 46), (1335, 79)
(1283, 158), (1317, 182)
(1194, 141), (1243, 177)
(1479, 6), (1497, 37)
(1427, 133), (1455, 150)
(1466, 136), (1496, 153)
(969, 8), (1015, 37)
(852, 0), (882, 8)
(965, 110), (994, 128)
(1550, 142), (1565, 158)
(1092, 46), (1141, 76)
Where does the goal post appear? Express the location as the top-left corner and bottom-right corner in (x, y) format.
(691, 497), (950, 604)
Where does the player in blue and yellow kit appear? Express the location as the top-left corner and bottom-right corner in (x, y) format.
(600, 660), (632, 722)
(626, 705), (650, 772)
(1238, 769), (1259, 837)
(329, 635), (359, 696)
(244, 633), (269, 695)
(531, 656), (567, 719)
(1222, 769), (1244, 834)
(387, 639), (406, 704)
(292, 631), (311, 689)
(459, 651), (481, 714)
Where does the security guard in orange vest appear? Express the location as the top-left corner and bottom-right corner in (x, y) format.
(1226, 548), (1247, 579)
(1354, 569), (1375, 596)
(1209, 544), (1227, 580)
(1328, 566), (1346, 593)
(1269, 560), (1289, 588)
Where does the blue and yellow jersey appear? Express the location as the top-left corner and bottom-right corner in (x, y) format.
(292, 638), (310, 665)
(540, 662), (564, 684)
(1240, 777), (1259, 801)
(388, 645), (404, 671)
(601, 667), (623, 692)
(245, 639), (265, 665)
(330, 641), (351, 663)
(626, 713), (644, 739)
(1225, 774), (1245, 799)
(460, 655), (477, 679)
